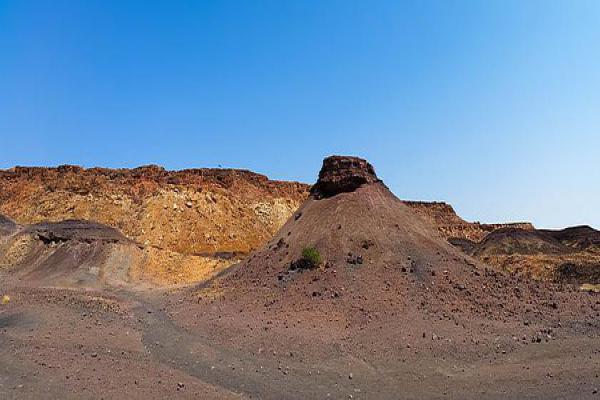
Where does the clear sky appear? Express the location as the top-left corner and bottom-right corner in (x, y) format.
(1, 1), (599, 229)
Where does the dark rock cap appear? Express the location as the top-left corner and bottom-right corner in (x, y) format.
(310, 156), (381, 198)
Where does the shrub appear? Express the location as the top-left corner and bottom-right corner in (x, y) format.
(289, 247), (322, 270)
(301, 247), (321, 268)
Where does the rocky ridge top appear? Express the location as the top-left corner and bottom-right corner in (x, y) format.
(310, 156), (382, 198)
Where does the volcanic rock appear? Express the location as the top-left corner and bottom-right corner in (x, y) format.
(541, 225), (600, 251)
(24, 219), (131, 244)
(310, 156), (381, 198)
(472, 228), (569, 256)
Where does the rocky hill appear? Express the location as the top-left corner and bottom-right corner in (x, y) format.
(0, 165), (309, 256)
(465, 226), (600, 283)
(0, 165), (536, 258)
(403, 201), (534, 242)
(403, 202), (599, 284)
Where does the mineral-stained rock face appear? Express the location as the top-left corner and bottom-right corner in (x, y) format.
(404, 201), (600, 283)
(403, 200), (534, 242)
(310, 156), (381, 198)
(0, 165), (309, 258)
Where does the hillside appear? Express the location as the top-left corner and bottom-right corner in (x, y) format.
(458, 226), (600, 283)
(0, 165), (308, 256)
(403, 201), (534, 242)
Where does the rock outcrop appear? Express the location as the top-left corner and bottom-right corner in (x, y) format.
(0, 165), (309, 286)
(0, 165), (309, 257)
(0, 218), (237, 288)
(310, 156), (381, 198)
(403, 200), (534, 242)
(458, 226), (600, 283)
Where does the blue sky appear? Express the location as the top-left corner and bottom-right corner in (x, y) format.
(1, 0), (599, 229)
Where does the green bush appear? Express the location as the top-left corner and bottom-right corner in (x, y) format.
(301, 247), (321, 268)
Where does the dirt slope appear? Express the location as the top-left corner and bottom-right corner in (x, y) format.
(0, 218), (234, 288)
(0, 214), (18, 237)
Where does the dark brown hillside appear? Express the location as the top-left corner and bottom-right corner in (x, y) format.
(541, 225), (600, 251)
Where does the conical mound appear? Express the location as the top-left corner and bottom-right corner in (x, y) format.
(208, 155), (595, 330)
(222, 156), (475, 294)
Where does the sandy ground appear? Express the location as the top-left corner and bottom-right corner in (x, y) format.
(1, 276), (598, 399)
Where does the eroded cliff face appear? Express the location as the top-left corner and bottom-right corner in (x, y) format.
(403, 201), (534, 242)
(403, 201), (599, 284)
(0, 165), (309, 257)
